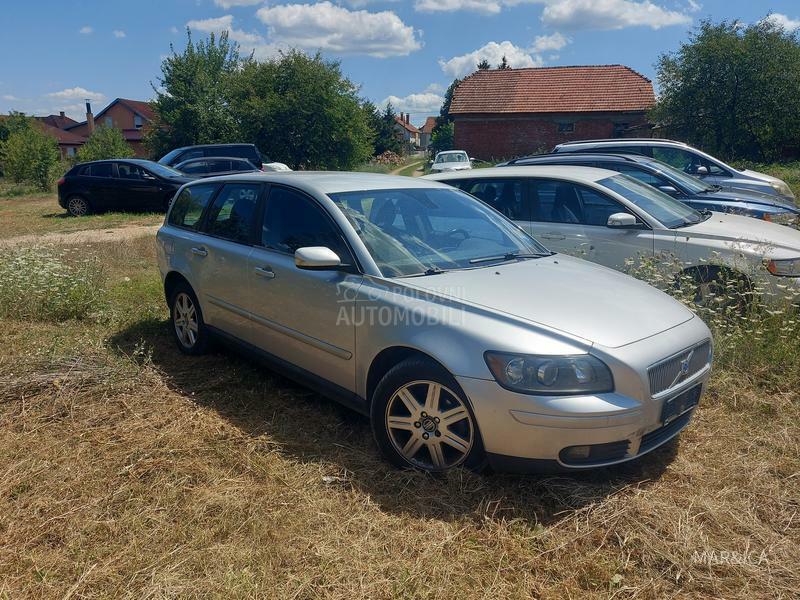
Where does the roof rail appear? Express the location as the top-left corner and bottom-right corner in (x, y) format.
(558, 138), (688, 146)
(505, 152), (645, 166)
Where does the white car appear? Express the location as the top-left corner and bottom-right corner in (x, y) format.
(427, 166), (800, 301)
(430, 150), (473, 173)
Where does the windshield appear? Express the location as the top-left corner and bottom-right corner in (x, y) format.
(598, 175), (706, 229)
(435, 152), (468, 164)
(650, 160), (715, 194)
(329, 187), (549, 277)
(158, 148), (184, 165)
(146, 162), (185, 178)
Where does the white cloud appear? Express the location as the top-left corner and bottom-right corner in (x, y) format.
(2, 94), (19, 101)
(763, 13), (800, 31)
(79, 26), (93, 35)
(46, 87), (105, 102)
(170, 26), (179, 34)
(687, 0), (701, 13)
(381, 90), (445, 120)
(439, 41), (544, 78)
(531, 31), (569, 52)
(256, 1), (422, 57)
(213, 0), (263, 7)
(414, 0), (536, 14)
(113, 30), (126, 38)
(541, 0), (692, 31)
(186, 15), (281, 59)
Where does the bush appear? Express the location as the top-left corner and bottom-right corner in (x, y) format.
(1, 125), (60, 191)
(0, 247), (107, 321)
(76, 126), (134, 163)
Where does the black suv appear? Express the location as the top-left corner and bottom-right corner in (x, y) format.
(497, 153), (799, 226)
(158, 144), (264, 170)
(57, 159), (193, 216)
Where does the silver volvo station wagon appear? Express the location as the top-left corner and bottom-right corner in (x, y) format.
(156, 172), (713, 473)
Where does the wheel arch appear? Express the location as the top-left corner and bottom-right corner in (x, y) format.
(163, 271), (193, 306)
(366, 346), (449, 407)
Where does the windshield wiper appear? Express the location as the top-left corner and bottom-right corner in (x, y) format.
(469, 251), (550, 265)
(672, 210), (712, 229)
(404, 265), (448, 277)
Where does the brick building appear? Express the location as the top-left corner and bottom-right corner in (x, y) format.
(449, 65), (656, 161)
(65, 98), (155, 157)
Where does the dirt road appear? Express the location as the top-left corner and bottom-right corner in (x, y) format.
(0, 223), (161, 248)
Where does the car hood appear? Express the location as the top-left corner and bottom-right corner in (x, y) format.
(682, 212), (800, 254)
(399, 254), (694, 348)
(703, 188), (799, 211)
(741, 169), (784, 185)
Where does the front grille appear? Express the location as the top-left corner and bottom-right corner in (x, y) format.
(640, 409), (694, 453)
(647, 340), (711, 396)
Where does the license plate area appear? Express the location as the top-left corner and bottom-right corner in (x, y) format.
(661, 385), (701, 425)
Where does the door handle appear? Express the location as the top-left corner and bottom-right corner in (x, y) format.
(540, 232), (565, 240)
(191, 246), (208, 257)
(254, 266), (275, 279)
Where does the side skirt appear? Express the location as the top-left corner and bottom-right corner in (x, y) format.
(206, 325), (369, 416)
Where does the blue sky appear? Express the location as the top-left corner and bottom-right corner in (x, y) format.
(2, 0), (799, 126)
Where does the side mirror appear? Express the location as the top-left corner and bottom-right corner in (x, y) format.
(295, 246), (342, 270)
(695, 165), (709, 176)
(658, 185), (678, 196)
(607, 212), (640, 229)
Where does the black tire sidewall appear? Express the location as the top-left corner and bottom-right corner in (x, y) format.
(169, 282), (209, 355)
(370, 357), (487, 473)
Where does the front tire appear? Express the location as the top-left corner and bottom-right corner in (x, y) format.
(371, 357), (486, 473)
(66, 195), (91, 217)
(169, 282), (210, 355)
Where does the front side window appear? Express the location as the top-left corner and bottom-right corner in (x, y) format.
(261, 187), (350, 259)
(459, 179), (528, 220)
(206, 159), (232, 173)
(205, 183), (261, 244)
(575, 186), (631, 226)
(167, 183), (218, 230)
(330, 188), (548, 277)
(180, 161), (208, 175)
(613, 164), (667, 188)
(598, 175), (704, 229)
(117, 163), (147, 179)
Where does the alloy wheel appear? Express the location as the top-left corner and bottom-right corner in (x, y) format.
(173, 292), (199, 349)
(385, 380), (474, 471)
(67, 196), (88, 217)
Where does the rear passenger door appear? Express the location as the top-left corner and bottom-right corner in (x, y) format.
(456, 178), (530, 221)
(526, 179), (591, 257)
(85, 162), (117, 209)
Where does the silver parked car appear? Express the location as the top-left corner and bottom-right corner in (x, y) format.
(554, 138), (795, 202)
(157, 172), (712, 473)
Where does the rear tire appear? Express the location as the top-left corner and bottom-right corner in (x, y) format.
(371, 357), (487, 473)
(66, 195), (91, 217)
(168, 282), (210, 355)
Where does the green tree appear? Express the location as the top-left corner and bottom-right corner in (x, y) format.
(364, 101), (401, 156)
(430, 79), (460, 155)
(76, 126), (134, 163)
(498, 55), (511, 69)
(230, 50), (373, 169)
(1, 123), (60, 190)
(477, 59), (491, 70)
(652, 17), (800, 161)
(147, 30), (242, 158)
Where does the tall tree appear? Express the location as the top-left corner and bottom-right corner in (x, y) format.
(430, 79), (460, 155)
(230, 50), (373, 169)
(498, 55), (511, 69)
(652, 17), (800, 161)
(477, 59), (491, 70)
(146, 30), (242, 158)
(366, 101), (401, 156)
(77, 126), (134, 163)
(1, 122), (60, 190)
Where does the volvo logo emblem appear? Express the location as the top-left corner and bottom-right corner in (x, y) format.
(669, 349), (695, 389)
(680, 359), (690, 375)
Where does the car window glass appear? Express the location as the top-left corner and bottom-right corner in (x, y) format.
(117, 163), (147, 179)
(207, 159), (231, 172)
(90, 163), (113, 178)
(530, 180), (582, 224)
(262, 187), (349, 259)
(205, 183), (260, 243)
(181, 161), (208, 174)
(461, 179), (527, 220)
(613, 164), (665, 187)
(575, 186), (630, 226)
(168, 184), (217, 229)
(181, 150), (203, 162)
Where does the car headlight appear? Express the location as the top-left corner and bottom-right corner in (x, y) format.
(771, 181), (795, 199)
(763, 211), (798, 226)
(765, 258), (800, 277)
(484, 352), (614, 395)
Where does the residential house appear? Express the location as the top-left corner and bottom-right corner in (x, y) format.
(394, 112), (420, 149)
(41, 123), (87, 160)
(419, 116), (437, 150)
(449, 65), (656, 160)
(65, 98), (156, 157)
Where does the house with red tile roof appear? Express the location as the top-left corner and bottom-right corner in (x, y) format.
(449, 65), (656, 160)
(394, 112), (420, 148)
(40, 123), (87, 160)
(65, 98), (156, 157)
(419, 116), (437, 150)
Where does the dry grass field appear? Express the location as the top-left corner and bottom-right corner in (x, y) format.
(0, 191), (798, 598)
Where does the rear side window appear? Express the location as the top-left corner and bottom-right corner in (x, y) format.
(89, 163), (113, 178)
(205, 183), (261, 243)
(181, 161), (208, 175)
(206, 159), (232, 172)
(459, 179), (528, 220)
(168, 184), (218, 230)
(180, 149), (203, 162)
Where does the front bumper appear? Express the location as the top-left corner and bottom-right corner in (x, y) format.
(457, 319), (712, 472)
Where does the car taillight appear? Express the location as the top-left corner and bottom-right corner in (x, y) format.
(57, 177), (65, 186)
